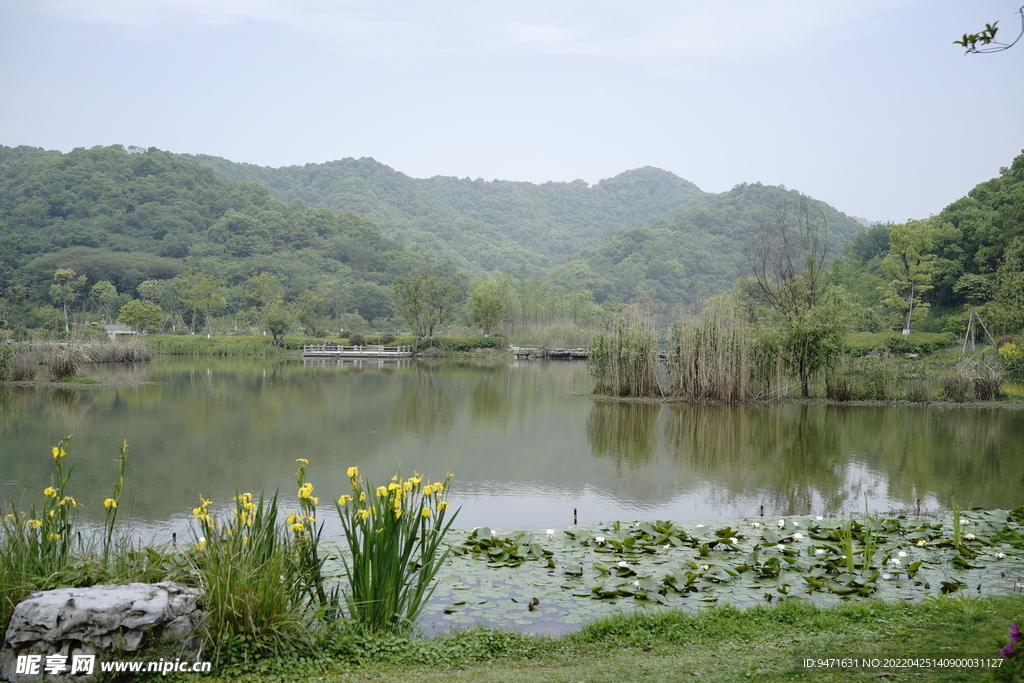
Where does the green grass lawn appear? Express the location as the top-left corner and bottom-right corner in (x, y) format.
(184, 596), (1023, 683)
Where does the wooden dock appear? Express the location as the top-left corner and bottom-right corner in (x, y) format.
(302, 344), (414, 358)
(511, 346), (588, 360)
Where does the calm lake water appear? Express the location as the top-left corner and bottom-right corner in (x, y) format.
(2, 357), (1024, 540)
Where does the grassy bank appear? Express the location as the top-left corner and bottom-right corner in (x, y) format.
(166, 596), (1024, 682)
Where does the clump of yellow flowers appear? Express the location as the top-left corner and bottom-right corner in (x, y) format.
(335, 466), (457, 632)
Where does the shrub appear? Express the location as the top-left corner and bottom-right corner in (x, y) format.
(999, 342), (1024, 374)
(349, 332), (367, 346)
(379, 333), (396, 345)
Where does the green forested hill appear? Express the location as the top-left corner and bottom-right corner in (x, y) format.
(183, 154), (711, 274)
(0, 145), (431, 325)
(548, 182), (866, 308)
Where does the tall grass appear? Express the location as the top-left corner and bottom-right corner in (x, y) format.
(190, 491), (311, 660)
(588, 324), (661, 397)
(335, 468), (458, 633)
(668, 302), (750, 401)
(144, 335), (284, 356)
(667, 299), (785, 401)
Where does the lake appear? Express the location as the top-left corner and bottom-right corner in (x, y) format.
(2, 356), (1024, 542)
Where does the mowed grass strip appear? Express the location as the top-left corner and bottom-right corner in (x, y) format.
(189, 594), (1024, 683)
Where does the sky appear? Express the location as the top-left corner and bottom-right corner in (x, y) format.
(1, 0), (1022, 225)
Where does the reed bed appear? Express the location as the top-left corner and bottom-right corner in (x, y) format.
(588, 324), (661, 397)
(667, 300), (784, 401)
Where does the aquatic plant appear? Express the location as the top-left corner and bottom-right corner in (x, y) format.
(588, 324), (660, 397)
(335, 468), (458, 633)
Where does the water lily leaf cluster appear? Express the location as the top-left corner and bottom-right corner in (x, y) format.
(422, 509), (1024, 635)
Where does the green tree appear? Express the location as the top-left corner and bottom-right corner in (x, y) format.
(176, 267), (227, 335)
(745, 200), (845, 397)
(49, 268), (87, 332)
(264, 302), (293, 346)
(295, 291), (331, 337)
(467, 279), (506, 336)
(89, 281), (119, 324)
(393, 267), (461, 338)
(881, 220), (935, 335)
(244, 272), (284, 310)
(117, 299), (163, 334)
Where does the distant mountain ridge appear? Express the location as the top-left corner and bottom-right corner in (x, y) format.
(183, 154), (713, 275)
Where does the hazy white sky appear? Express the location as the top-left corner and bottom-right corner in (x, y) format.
(1, 0), (1021, 223)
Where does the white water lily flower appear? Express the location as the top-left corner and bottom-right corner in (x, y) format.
(700, 564), (709, 571)
(793, 521), (800, 527)
(618, 561), (628, 567)
(594, 536), (605, 544)
(917, 539), (927, 547)
(729, 537), (739, 544)
(751, 522), (760, 529)
(995, 552), (1007, 559)
(778, 519), (785, 528)
(1015, 582), (1024, 590)
(792, 533), (803, 541)
(696, 524), (705, 529)
(663, 544), (671, 550)
(633, 580), (640, 587)
(960, 518), (969, 526)
(814, 548), (825, 556)
(816, 515), (824, 521)
(889, 557), (901, 565)
(897, 551), (907, 558)
(776, 544), (786, 552)
(882, 573), (892, 580)
(965, 533), (976, 540)
(546, 529), (555, 536)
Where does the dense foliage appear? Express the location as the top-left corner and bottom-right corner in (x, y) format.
(0, 145), (435, 333)
(184, 155), (712, 275)
(549, 183), (865, 310)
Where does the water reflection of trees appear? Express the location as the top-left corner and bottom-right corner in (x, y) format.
(662, 404), (851, 516)
(587, 402), (661, 466)
(390, 367), (457, 438)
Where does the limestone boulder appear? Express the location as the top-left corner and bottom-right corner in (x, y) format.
(0, 582), (205, 683)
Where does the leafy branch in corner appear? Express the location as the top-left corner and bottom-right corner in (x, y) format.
(955, 6), (1024, 53)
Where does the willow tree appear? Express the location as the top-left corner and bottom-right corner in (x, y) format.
(745, 200), (847, 397)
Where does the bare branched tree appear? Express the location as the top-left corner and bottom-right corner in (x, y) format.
(745, 200), (846, 397)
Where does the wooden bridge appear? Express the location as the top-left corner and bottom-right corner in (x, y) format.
(302, 344), (414, 358)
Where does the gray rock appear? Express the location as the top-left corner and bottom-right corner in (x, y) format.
(0, 582), (205, 683)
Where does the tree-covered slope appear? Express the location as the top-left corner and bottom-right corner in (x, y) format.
(183, 155), (712, 274)
(548, 183), (865, 309)
(0, 145), (431, 323)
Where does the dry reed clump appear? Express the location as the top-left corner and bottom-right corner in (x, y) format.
(11, 351), (40, 381)
(47, 344), (85, 380)
(825, 374), (857, 402)
(588, 324), (661, 397)
(942, 360), (1004, 402)
(87, 339), (153, 363)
